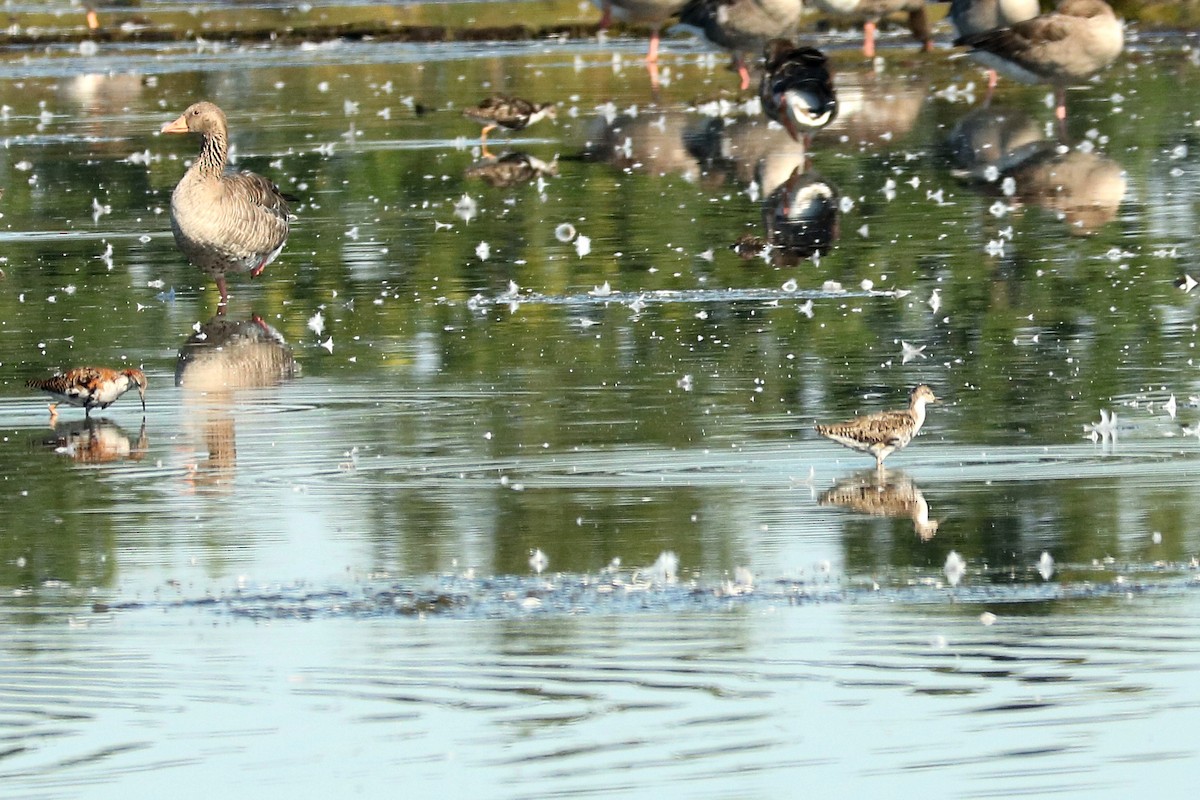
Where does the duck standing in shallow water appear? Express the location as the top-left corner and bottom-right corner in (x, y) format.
(463, 96), (556, 158)
(161, 101), (291, 306)
(953, 0), (1124, 124)
(759, 39), (837, 145)
(815, 385), (938, 471)
(27, 366), (147, 421)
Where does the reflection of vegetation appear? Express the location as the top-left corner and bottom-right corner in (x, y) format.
(0, 442), (119, 598)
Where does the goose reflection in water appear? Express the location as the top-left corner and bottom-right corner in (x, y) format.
(687, 115), (808, 192)
(948, 106), (1126, 235)
(819, 469), (939, 541)
(823, 71), (928, 145)
(737, 168), (839, 265)
(35, 418), (149, 465)
(176, 314), (297, 391)
(583, 111), (704, 182)
(464, 152), (558, 188)
(176, 314), (297, 490)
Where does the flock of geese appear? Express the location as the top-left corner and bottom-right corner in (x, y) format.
(26, 0), (1128, 475)
(594, 0), (1123, 106)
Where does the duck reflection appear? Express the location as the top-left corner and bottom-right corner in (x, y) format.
(948, 106), (1126, 235)
(464, 152), (558, 188)
(34, 417), (148, 464)
(819, 469), (939, 541)
(758, 168), (840, 264)
(176, 314), (297, 490)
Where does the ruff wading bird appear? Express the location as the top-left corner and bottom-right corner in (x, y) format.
(463, 96), (557, 158)
(27, 366), (147, 421)
(815, 385), (939, 470)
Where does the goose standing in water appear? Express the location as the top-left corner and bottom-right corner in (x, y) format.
(593, 0), (689, 69)
(954, 0), (1124, 124)
(161, 102), (291, 306)
(948, 0), (1041, 91)
(676, 0), (804, 90)
(806, 0), (933, 59)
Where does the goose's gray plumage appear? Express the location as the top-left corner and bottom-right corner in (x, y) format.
(677, 0), (804, 90)
(954, 0), (1124, 121)
(806, 0), (932, 58)
(161, 101), (290, 305)
(950, 0), (1041, 89)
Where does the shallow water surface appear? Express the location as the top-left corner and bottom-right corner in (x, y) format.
(1, 7), (1200, 796)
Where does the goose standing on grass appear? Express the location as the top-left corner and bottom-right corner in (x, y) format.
(815, 385), (939, 471)
(676, 0), (804, 91)
(806, 0), (933, 59)
(953, 0), (1124, 123)
(161, 102), (291, 306)
(760, 39), (837, 145)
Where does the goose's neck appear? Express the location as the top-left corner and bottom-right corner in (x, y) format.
(909, 397), (928, 432)
(194, 129), (228, 177)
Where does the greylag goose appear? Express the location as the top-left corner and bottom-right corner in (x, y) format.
(759, 39), (837, 144)
(949, 0), (1042, 90)
(593, 0), (688, 63)
(161, 102), (291, 305)
(27, 366), (147, 420)
(807, 0), (933, 58)
(954, 0), (1124, 122)
(815, 385), (939, 471)
(676, 0), (804, 90)
(463, 96), (556, 158)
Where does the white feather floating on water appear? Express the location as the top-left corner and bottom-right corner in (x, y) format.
(1038, 552), (1054, 581)
(944, 551), (966, 587)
